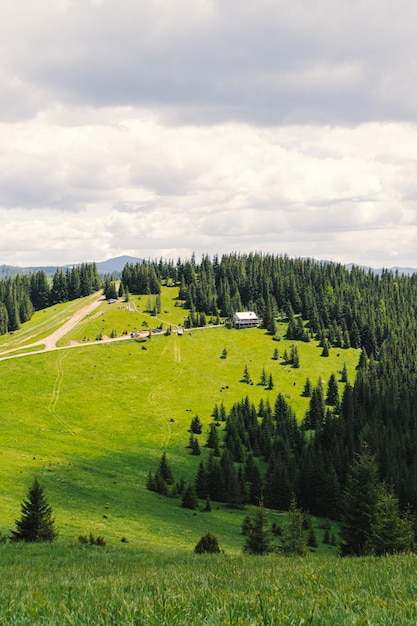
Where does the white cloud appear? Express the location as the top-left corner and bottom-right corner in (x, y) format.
(1, 107), (417, 266)
(1, 1), (417, 267)
(3, 0), (417, 123)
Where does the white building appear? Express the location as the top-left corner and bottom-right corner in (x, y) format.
(233, 311), (259, 329)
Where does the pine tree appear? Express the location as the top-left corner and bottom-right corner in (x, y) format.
(195, 461), (208, 499)
(370, 483), (415, 555)
(326, 372), (339, 406)
(307, 522), (318, 548)
(206, 422), (220, 453)
(340, 447), (380, 556)
(191, 437), (201, 456)
(190, 415), (203, 434)
(11, 477), (57, 542)
(157, 451), (174, 485)
(181, 483), (199, 510)
(243, 499), (272, 555)
(321, 339), (330, 357)
(302, 378), (312, 397)
(281, 495), (307, 556)
(242, 364), (251, 384)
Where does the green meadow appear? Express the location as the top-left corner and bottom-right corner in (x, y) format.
(1, 545), (417, 625)
(0, 287), (359, 551)
(4, 288), (412, 624)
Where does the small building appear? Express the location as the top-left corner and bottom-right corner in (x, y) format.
(233, 311), (259, 329)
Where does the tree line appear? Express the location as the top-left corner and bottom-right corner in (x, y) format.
(0, 263), (100, 335)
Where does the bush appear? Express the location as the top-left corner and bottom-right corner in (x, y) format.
(194, 531), (221, 554)
(78, 533), (106, 546)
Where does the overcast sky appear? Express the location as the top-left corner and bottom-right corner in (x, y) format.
(2, 0), (417, 268)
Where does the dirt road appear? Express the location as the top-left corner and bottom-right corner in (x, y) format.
(0, 294), (136, 362)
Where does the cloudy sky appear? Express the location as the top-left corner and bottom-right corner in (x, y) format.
(2, 0), (417, 268)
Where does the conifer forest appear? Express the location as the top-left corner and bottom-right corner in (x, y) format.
(2, 253), (417, 537)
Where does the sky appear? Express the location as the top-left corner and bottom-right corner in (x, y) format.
(2, 0), (417, 269)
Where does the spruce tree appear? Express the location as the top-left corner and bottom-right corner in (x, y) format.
(11, 477), (57, 542)
(206, 423), (220, 453)
(281, 495), (307, 556)
(326, 372), (339, 406)
(181, 483), (199, 510)
(370, 483), (415, 555)
(340, 447), (380, 556)
(242, 365), (251, 384)
(243, 499), (272, 555)
(157, 451), (174, 485)
(190, 415), (203, 434)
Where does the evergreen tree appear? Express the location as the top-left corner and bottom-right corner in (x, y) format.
(11, 477), (57, 542)
(242, 364), (251, 384)
(194, 531), (221, 554)
(195, 461), (208, 499)
(243, 499), (272, 555)
(203, 495), (212, 512)
(156, 452), (174, 485)
(326, 372), (339, 406)
(206, 423), (220, 453)
(307, 524), (318, 548)
(0, 302), (8, 335)
(190, 415), (203, 434)
(181, 483), (199, 510)
(191, 437), (201, 456)
(321, 339), (330, 357)
(340, 447), (380, 556)
(302, 378), (312, 397)
(370, 483), (415, 555)
(291, 345), (300, 368)
(281, 495), (307, 556)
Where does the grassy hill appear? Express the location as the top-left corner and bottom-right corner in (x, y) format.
(3, 287), (417, 624)
(0, 286), (359, 552)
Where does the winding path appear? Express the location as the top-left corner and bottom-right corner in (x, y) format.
(0, 294), (139, 362)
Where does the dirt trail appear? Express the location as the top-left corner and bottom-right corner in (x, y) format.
(0, 294), (135, 362)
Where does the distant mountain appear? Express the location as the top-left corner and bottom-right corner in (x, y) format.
(95, 255), (143, 273)
(0, 255), (144, 279)
(345, 263), (417, 276)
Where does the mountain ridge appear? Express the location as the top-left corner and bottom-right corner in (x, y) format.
(0, 255), (144, 278)
(1, 255), (417, 279)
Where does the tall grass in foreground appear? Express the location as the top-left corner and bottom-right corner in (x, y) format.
(0, 544), (416, 625)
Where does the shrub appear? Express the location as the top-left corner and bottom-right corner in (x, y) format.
(78, 533), (106, 546)
(194, 531), (221, 554)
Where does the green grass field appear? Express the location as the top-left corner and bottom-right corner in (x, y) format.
(2, 288), (416, 625)
(0, 287), (359, 551)
(0, 544), (416, 625)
